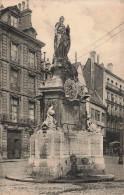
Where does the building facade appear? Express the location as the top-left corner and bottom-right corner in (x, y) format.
(105, 65), (124, 149)
(0, 3), (45, 159)
(83, 51), (124, 151)
(73, 61), (106, 139)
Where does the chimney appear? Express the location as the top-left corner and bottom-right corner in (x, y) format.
(90, 51), (96, 64)
(97, 54), (99, 65)
(22, 1), (25, 11)
(43, 52), (46, 69)
(107, 63), (113, 72)
(90, 51), (96, 90)
(43, 52), (46, 62)
(45, 58), (51, 70)
(18, 3), (21, 11)
(26, 0), (29, 9)
(0, 4), (4, 10)
(20, 1), (32, 31)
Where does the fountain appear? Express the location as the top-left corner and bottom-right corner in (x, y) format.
(28, 17), (110, 182)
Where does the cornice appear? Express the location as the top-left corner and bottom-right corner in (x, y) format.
(0, 20), (45, 48)
(0, 88), (36, 99)
(0, 58), (43, 75)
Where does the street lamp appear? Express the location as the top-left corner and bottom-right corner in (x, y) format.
(118, 121), (123, 164)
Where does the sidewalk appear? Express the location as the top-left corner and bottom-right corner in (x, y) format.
(104, 155), (124, 180)
(0, 155), (124, 182)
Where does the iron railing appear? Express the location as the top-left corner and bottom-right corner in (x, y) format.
(0, 114), (37, 125)
(106, 82), (124, 94)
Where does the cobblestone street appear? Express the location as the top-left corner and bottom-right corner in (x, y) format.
(0, 155), (124, 195)
(1, 178), (124, 195)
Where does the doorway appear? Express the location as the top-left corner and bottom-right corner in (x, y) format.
(7, 130), (21, 159)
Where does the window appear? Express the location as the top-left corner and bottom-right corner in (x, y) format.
(107, 118), (110, 127)
(28, 76), (35, 92)
(119, 97), (122, 105)
(111, 119), (114, 128)
(91, 108), (95, 119)
(97, 111), (100, 121)
(11, 42), (18, 62)
(11, 98), (19, 122)
(115, 107), (118, 116)
(95, 110), (100, 121)
(29, 102), (35, 121)
(111, 105), (114, 115)
(107, 92), (110, 100)
(115, 120), (118, 129)
(107, 78), (109, 82)
(115, 95), (117, 103)
(115, 83), (118, 87)
(111, 80), (113, 84)
(102, 113), (105, 122)
(11, 15), (18, 27)
(111, 94), (114, 102)
(120, 85), (122, 89)
(28, 51), (35, 69)
(10, 70), (18, 90)
(107, 104), (110, 115)
(119, 108), (122, 117)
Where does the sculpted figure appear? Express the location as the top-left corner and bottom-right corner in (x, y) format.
(54, 16), (71, 59)
(87, 117), (101, 133)
(42, 106), (57, 130)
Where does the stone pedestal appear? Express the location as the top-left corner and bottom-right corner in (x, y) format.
(29, 128), (105, 180)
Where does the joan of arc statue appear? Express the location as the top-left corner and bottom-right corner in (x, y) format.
(54, 16), (71, 59)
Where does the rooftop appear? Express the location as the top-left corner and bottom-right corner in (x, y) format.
(89, 89), (107, 109)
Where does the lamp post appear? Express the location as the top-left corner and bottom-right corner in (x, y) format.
(118, 120), (123, 164)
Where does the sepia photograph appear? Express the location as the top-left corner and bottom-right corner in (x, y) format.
(0, 0), (124, 194)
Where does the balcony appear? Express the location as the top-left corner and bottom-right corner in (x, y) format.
(0, 114), (37, 126)
(106, 82), (123, 94)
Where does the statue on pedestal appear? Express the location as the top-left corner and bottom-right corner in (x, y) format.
(51, 16), (78, 81)
(54, 16), (71, 61)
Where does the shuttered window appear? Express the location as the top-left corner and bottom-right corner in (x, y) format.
(29, 102), (35, 121)
(28, 76), (35, 92)
(11, 98), (19, 122)
(28, 51), (35, 69)
(11, 15), (18, 27)
(11, 42), (18, 62)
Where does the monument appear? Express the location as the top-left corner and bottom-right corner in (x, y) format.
(29, 17), (105, 181)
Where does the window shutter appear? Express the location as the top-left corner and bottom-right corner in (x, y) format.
(35, 53), (37, 69)
(18, 44), (21, 64)
(10, 42), (12, 60)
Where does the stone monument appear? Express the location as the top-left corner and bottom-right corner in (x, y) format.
(29, 17), (105, 181)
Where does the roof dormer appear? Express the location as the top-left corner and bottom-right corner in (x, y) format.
(0, 5), (21, 28)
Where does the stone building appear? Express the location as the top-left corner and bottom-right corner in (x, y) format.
(0, 2), (45, 159)
(83, 51), (124, 151)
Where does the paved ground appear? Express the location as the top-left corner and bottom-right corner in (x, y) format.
(0, 155), (124, 195)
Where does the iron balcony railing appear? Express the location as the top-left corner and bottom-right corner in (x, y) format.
(106, 82), (124, 94)
(106, 127), (123, 132)
(107, 112), (123, 118)
(0, 114), (37, 126)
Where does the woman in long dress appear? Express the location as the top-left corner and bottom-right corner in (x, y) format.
(54, 16), (70, 59)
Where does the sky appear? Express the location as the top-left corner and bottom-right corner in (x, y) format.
(1, 0), (124, 79)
